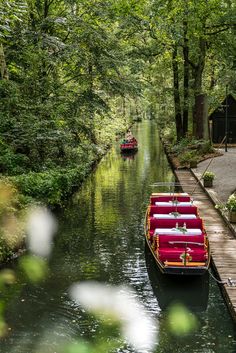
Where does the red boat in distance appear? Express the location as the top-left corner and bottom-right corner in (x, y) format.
(120, 137), (138, 152)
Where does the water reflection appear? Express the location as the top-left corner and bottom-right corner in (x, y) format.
(2, 120), (236, 353)
(120, 150), (138, 161)
(145, 244), (209, 312)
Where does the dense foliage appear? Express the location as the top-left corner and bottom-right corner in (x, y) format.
(0, 0), (236, 205)
(0, 3), (236, 349)
(0, 0), (143, 205)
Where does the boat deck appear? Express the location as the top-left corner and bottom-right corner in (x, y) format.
(175, 169), (236, 321)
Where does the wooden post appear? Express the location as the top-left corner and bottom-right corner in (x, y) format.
(225, 86), (228, 152)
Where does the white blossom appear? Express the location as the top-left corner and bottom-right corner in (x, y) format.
(69, 281), (158, 352)
(26, 207), (57, 257)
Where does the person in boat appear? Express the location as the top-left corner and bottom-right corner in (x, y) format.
(125, 129), (133, 142)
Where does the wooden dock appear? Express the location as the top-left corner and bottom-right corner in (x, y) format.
(175, 169), (236, 321)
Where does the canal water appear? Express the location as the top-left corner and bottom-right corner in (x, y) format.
(2, 120), (236, 353)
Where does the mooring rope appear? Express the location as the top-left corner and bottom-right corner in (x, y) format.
(208, 268), (236, 286)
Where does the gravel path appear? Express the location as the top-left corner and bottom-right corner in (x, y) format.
(194, 147), (236, 203)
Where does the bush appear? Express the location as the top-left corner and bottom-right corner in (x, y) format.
(171, 138), (215, 157)
(179, 151), (197, 166)
(0, 180), (24, 261)
(0, 150), (30, 175)
(198, 141), (215, 155)
(10, 164), (94, 207)
(226, 194), (236, 212)
(161, 125), (176, 144)
(0, 236), (14, 262)
(171, 138), (192, 155)
(203, 172), (215, 181)
(216, 193), (236, 213)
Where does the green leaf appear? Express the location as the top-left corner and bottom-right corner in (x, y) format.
(19, 255), (48, 283)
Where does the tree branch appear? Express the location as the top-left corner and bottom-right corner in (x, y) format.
(205, 22), (236, 35)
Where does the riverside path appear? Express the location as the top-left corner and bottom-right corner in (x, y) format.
(175, 168), (236, 321)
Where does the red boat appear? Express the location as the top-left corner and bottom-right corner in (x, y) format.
(144, 192), (210, 275)
(120, 137), (138, 152)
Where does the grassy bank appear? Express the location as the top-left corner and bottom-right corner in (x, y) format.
(0, 119), (130, 263)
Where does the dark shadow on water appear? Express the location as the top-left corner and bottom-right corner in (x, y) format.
(120, 149), (138, 160)
(145, 243), (209, 312)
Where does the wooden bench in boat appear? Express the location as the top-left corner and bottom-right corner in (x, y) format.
(154, 228), (202, 236)
(148, 205), (199, 217)
(155, 201), (193, 207)
(148, 218), (204, 236)
(158, 246), (207, 262)
(145, 192), (210, 274)
(153, 214), (197, 219)
(150, 194), (191, 205)
(157, 233), (207, 263)
(158, 234), (205, 247)
(158, 250), (207, 262)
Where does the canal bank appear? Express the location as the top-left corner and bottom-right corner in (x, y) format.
(2, 121), (236, 353)
(193, 147), (236, 236)
(165, 143), (236, 323)
(174, 169), (236, 322)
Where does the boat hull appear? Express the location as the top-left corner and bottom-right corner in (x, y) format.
(120, 144), (138, 152)
(145, 236), (210, 275)
(120, 137), (138, 152)
(144, 193), (211, 276)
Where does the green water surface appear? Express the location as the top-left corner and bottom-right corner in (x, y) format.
(2, 120), (236, 353)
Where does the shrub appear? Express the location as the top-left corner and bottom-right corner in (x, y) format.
(226, 194), (236, 212)
(171, 138), (192, 155)
(10, 164), (94, 207)
(215, 193), (236, 213)
(203, 172), (215, 181)
(0, 180), (24, 261)
(179, 151), (197, 166)
(198, 141), (215, 155)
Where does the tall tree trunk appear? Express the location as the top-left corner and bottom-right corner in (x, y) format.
(192, 38), (206, 138)
(122, 97), (126, 118)
(183, 20), (189, 136)
(0, 44), (9, 80)
(172, 45), (183, 141)
(135, 97), (139, 120)
(44, 0), (50, 18)
(88, 62), (97, 144)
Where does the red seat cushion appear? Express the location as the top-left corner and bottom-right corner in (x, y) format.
(158, 234), (204, 249)
(159, 248), (207, 262)
(149, 218), (203, 231)
(149, 205), (198, 216)
(150, 196), (191, 204)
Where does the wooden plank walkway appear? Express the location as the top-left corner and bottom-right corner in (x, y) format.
(175, 169), (236, 321)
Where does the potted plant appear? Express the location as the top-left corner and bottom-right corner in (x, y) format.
(203, 171), (215, 187)
(226, 193), (236, 223)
